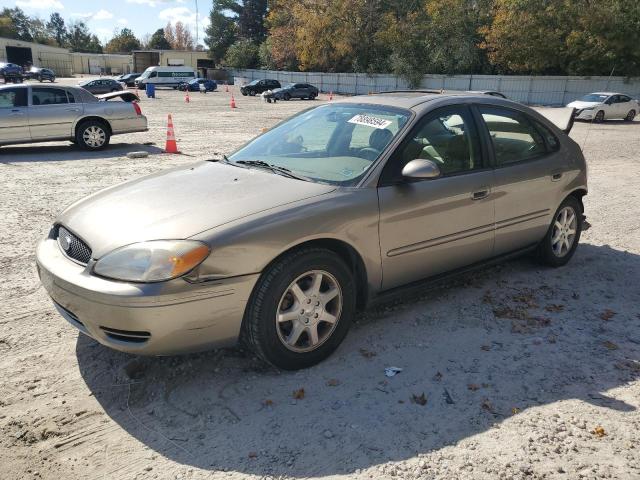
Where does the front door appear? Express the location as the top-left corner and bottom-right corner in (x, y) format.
(477, 105), (566, 255)
(0, 86), (30, 143)
(29, 87), (78, 139)
(378, 105), (495, 290)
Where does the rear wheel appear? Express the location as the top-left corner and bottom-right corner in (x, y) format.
(536, 196), (582, 267)
(242, 248), (355, 370)
(594, 110), (605, 123)
(625, 110), (636, 122)
(75, 120), (110, 150)
(309, 92), (317, 100)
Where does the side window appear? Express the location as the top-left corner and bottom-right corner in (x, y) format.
(479, 107), (546, 166)
(619, 95), (630, 103)
(382, 106), (481, 183)
(533, 120), (559, 151)
(0, 88), (27, 108)
(149, 71), (157, 78)
(32, 88), (69, 106)
(66, 90), (76, 104)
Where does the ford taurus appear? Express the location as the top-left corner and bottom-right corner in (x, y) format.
(36, 92), (587, 369)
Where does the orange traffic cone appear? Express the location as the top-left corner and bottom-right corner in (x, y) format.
(329, 91), (333, 101)
(164, 114), (179, 153)
(230, 94), (237, 109)
(185, 90), (190, 103)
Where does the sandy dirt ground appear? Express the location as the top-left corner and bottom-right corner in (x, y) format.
(0, 78), (639, 480)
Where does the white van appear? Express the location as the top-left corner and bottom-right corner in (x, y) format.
(135, 66), (197, 89)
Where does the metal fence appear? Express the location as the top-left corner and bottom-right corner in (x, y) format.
(230, 69), (640, 106)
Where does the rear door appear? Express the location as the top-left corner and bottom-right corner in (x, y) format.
(29, 87), (78, 139)
(0, 87), (30, 143)
(477, 105), (564, 255)
(378, 105), (495, 289)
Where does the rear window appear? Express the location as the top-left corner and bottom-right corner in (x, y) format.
(0, 88), (27, 108)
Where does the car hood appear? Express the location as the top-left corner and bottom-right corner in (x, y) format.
(57, 161), (336, 258)
(566, 100), (601, 109)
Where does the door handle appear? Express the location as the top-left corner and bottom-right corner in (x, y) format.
(551, 172), (563, 181)
(66, 108), (80, 112)
(472, 189), (490, 200)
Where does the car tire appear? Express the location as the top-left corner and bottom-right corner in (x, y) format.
(283, 93), (291, 101)
(625, 110), (636, 122)
(242, 248), (356, 370)
(50, 77), (55, 83)
(536, 196), (582, 267)
(241, 90), (248, 96)
(249, 90), (256, 96)
(309, 92), (317, 100)
(37, 75), (43, 82)
(594, 110), (605, 123)
(75, 120), (110, 151)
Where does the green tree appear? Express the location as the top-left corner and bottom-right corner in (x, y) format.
(0, 7), (34, 41)
(204, 2), (237, 63)
(105, 28), (142, 53)
(67, 21), (103, 53)
(209, 0), (267, 42)
(224, 39), (259, 68)
(46, 12), (66, 47)
(148, 28), (171, 50)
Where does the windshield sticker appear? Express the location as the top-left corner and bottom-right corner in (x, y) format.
(348, 114), (393, 130)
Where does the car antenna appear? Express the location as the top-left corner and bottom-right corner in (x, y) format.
(580, 64), (615, 152)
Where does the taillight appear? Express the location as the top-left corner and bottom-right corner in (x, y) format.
(132, 102), (142, 116)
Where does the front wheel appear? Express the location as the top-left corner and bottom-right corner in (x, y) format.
(242, 248), (355, 370)
(536, 196), (582, 267)
(594, 110), (605, 123)
(283, 92), (291, 101)
(75, 120), (110, 150)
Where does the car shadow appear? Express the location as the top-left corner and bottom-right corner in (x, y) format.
(0, 142), (164, 163)
(75, 243), (639, 477)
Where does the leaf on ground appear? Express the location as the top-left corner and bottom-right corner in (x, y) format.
(293, 388), (305, 400)
(326, 379), (340, 387)
(262, 399), (273, 407)
(248, 451), (258, 458)
(411, 393), (427, 406)
(481, 399), (496, 414)
(511, 407), (521, 415)
(493, 306), (529, 320)
(359, 348), (377, 358)
(591, 426), (606, 437)
(545, 304), (565, 312)
(600, 309), (616, 321)
(467, 384), (480, 391)
(481, 345), (491, 351)
(433, 371), (443, 382)
(603, 341), (618, 350)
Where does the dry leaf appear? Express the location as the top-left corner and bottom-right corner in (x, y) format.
(481, 399), (496, 414)
(512, 407), (521, 414)
(359, 348), (377, 358)
(263, 399), (273, 407)
(411, 393), (427, 406)
(433, 371), (443, 381)
(326, 379), (340, 387)
(467, 384), (480, 391)
(591, 426), (606, 437)
(248, 451), (258, 458)
(600, 309), (616, 321)
(545, 304), (564, 312)
(603, 341), (618, 350)
(293, 388), (305, 400)
(481, 345), (491, 351)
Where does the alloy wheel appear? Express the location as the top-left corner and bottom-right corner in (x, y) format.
(551, 206), (577, 257)
(276, 270), (343, 353)
(83, 126), (106, 148)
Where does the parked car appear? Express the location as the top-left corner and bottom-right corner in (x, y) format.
(116, 73), (141, 87)
(240, 78), (281, 96)
(567, 92), (638, 122)
(267, 82), (319, 101)
(78, 78), (124, 94)
(0, 84), (146, 150)
(468, 90), (507, 99)
(26, 67), (56, 82)
(135, 66), (197, 89)
(178, 78), (217, 92)
(0, 62), (24, 83)
(36, 92), (587, 370)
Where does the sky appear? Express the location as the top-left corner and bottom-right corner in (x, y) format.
(1, 0), (210, 47)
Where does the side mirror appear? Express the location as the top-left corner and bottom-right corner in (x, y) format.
(401, 159), (441, 180)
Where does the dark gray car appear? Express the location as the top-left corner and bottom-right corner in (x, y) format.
(272, 82), (319, 100)
(78, 78), (123, 94)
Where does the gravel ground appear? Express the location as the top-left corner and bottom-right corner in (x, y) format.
(1, 78), (639, 480)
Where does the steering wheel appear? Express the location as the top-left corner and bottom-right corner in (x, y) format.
(358, 147), (381, 161)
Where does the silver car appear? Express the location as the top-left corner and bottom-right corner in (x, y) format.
(36, 93), (588, 369)
(0, 84), (147, 150)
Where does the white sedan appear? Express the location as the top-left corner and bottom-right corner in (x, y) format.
(567, 92), (638, 122)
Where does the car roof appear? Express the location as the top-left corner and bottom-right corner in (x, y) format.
(335, 91), (504, 109)
(590, 92), (619, 96)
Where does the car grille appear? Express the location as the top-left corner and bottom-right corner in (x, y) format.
(55, 225), (92, 264)
(100, 326), (151, 344)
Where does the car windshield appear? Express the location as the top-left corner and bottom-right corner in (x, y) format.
(228, 104), (411, 185)
(580, 94), (608, 102)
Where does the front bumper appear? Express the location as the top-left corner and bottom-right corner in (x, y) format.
(574, 109), (596, 120)
(36, 238), (259, 355)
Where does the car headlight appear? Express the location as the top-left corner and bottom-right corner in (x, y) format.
(93, 240), (210, 282)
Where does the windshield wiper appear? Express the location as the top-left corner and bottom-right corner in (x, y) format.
(235, 160), (309, 181)
(207, 154), (232, 164)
